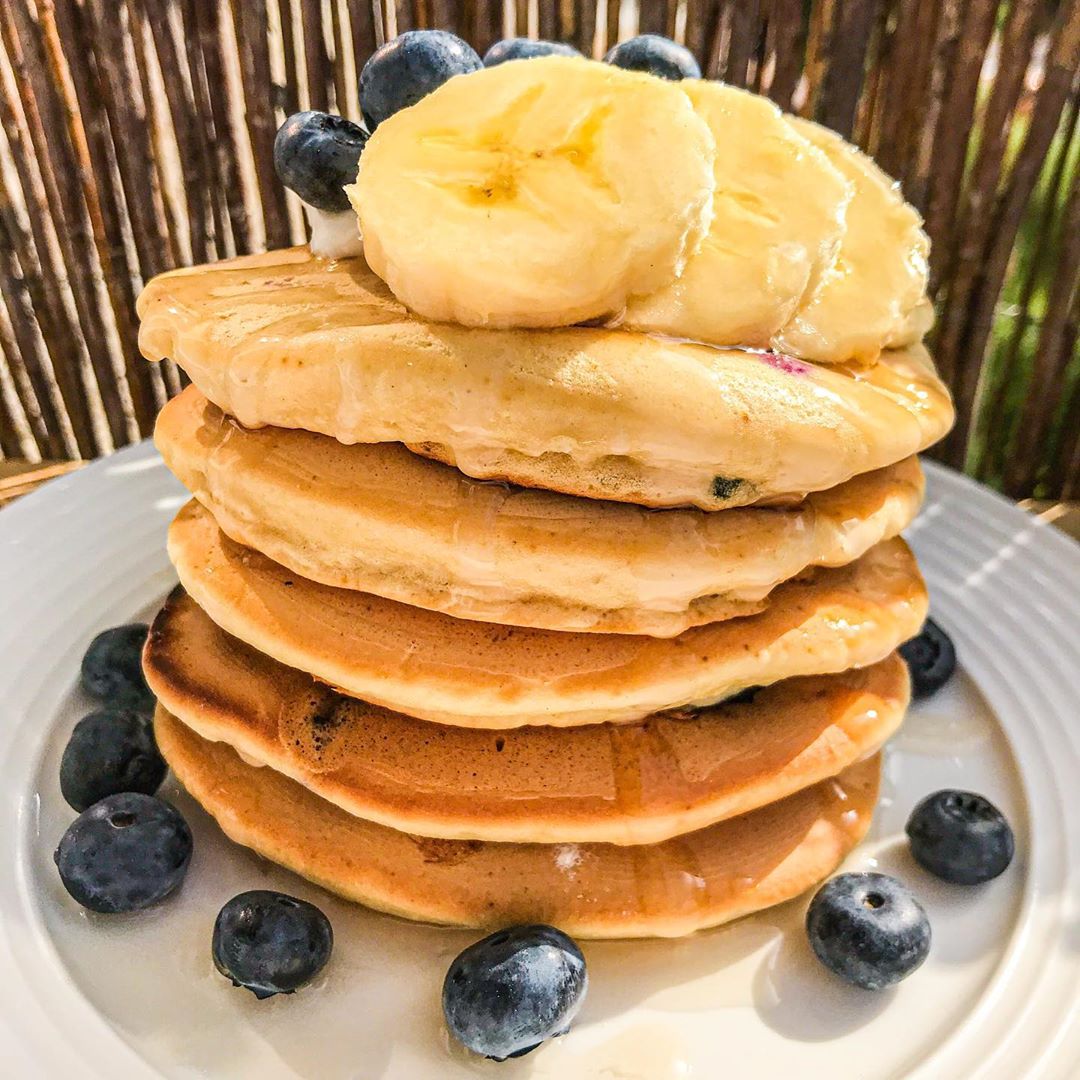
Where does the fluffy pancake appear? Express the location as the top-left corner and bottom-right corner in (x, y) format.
(156, 709), (881, 938)
(137, 248), (954, 510)
(168, 500), (927, 728)
(145, 588), (908, 845)
(157, 387), (925, 637)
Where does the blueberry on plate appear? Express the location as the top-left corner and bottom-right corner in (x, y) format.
(906, 789), (1014, 885)
(603, 34), (701, 80)
(443, 924), (587, 1060)
(213, 890), (333, 999)
(899, 617), (956, 699)
(806, 873), (931, 990)
(59, 709), (167, 812)
(273, 111), (368, 213)
(81, 624), (155, 713)
(483, 38), (582, 67)
(359, 29), (482, 131)
(54, 792), (192, 913)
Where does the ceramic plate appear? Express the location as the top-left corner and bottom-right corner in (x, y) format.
(0, 444), (1077, 1079)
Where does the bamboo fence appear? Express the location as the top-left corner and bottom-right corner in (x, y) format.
(0, 0), (1077, 498)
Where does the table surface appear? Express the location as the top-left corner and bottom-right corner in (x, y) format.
(2, 459), (1078, 541)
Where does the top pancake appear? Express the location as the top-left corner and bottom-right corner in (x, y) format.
(137, 248), (954, 509)
(157, 386), (924, 637)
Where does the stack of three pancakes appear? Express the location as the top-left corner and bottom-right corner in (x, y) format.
(138, 250), (952, 938)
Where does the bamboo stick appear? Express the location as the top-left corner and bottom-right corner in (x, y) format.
(724, 0), (761, 89)
(191, 0), (251, 253)
(149, 0), (216, 263)
(0, 42), (97, 456)
(638, 1), (668, 37)
(765, 0), (804, 110)
(907, 0), (960, 214)
(942, 2), (1080, 465)
(1004, 166), (1080, 496)
(605, 0), (620, 51)
(921, 0), (996, 285)
(233, 0), (291, 248)
(2, 0), (132, 447)
(815, 0), (877, 139)
(301, 0), (332, 110)
(0, 200), (67, 457)
(981, 98), (1078, 483)
(126, 0), (185, 271)
(346, 0), (378, 68)
(37, 0), (161, 435)
(0, 332), (27, 457)
(538, 0), (558, 40)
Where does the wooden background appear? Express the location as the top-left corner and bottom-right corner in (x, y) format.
(0, 0), (1077, 498)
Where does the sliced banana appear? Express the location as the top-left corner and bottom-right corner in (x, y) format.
(774, 118), (931, 363)
(624, 81), (852, 348)
(348, 55), (716, 328)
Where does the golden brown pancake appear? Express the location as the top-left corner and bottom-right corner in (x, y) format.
(137, 248), (954, 509)
(145, 588), (908, 845)
(157, 386), (925, 637)
(156, 709), (881, 938)
(168, 500), (928, 728)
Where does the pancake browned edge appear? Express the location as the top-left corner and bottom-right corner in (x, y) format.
(145, 588), (909, 845)
(156, 709), (881, 939)
(168, 499), (928, 728)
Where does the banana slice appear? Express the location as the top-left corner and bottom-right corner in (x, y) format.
(623, 81), (852, 348)
(348, 55), (716, 328)
(774, 118), (930, 363)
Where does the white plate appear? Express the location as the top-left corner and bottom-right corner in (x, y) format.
(0, 444), (1077, 1079)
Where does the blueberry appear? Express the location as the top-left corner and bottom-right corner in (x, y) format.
(443, 924), (587, 1060)
(806, 873), (930, 990)
(359, 30), (482, 131)
(273, 111), (368, 213)
(213, 890), (333, 999)
(906, 790), (1014, 885)
(81, 624), (155, 713)
(603, 34), (701, 80)
(899, 617), (956, 699)
(59, 709), (167, 812)
(54, 792), (192, 913)
(483, 38), (582, 67)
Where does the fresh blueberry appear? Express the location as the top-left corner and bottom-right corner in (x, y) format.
(213, 890), (333, 999)
(806, 873), (930, 990)
(443, 924), (587, 1060)
(59, 709), (167, 812)
(273, 111), (368, 213)
(54, 792), (192, 913)
(899, 617), (956, 698)
(359, 30), (482, 131)
(483, 38), (582, 67)
(906, 790), (1014, 885)
(603, 34), (701, 80)
(81, 624), (155, 712)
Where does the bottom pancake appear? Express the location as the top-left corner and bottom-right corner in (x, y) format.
(156, 710), (881, 939)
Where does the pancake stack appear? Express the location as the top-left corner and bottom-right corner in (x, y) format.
(137, 61), (953, 939)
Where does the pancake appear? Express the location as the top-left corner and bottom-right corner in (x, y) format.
(137, 248), (954, 510)
(168, 500), (927, 728)
(157, 387), (925, 637)
(156, 710), (881, 938)
(145, 588), (908, 845)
